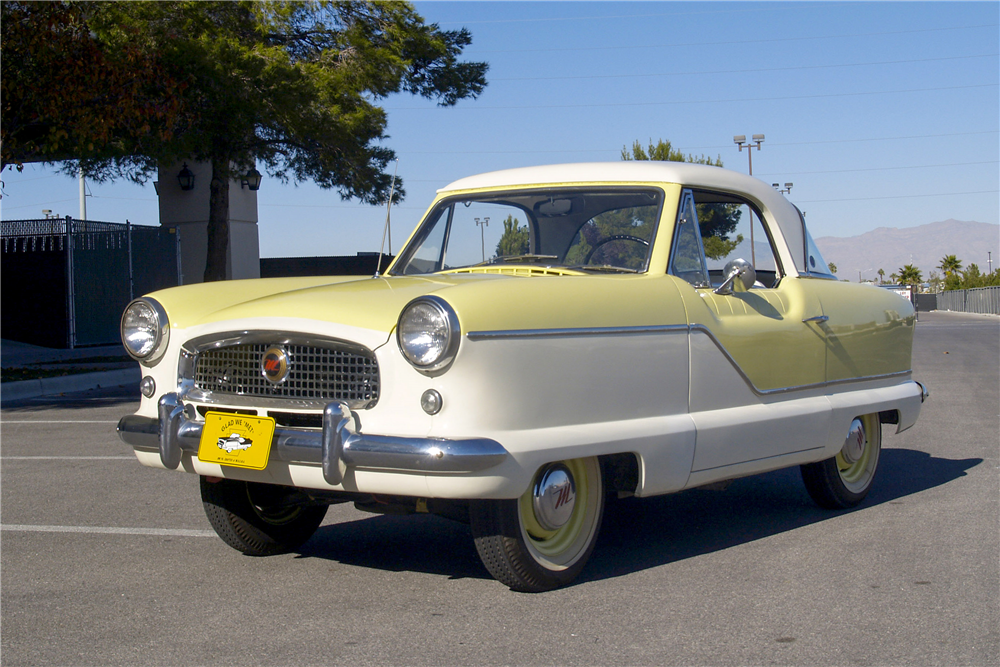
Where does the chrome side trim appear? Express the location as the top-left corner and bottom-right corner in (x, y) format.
(466, 324), (689, 340)
(118, 394), (509, 485)
(466, 322), (913, 396)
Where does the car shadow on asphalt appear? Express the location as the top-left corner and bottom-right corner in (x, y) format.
(293, 447), (981, 588)
(0, 384), (140, 412)
(582, 447), (981, 585)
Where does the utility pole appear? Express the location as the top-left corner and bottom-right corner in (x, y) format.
(475, 217), (490, 262)
(79, 166), (87, 220)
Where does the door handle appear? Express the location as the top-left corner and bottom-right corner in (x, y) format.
(802, 315), (829, 324)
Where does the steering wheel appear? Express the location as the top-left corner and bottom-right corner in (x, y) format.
(582, 235), (650, 264)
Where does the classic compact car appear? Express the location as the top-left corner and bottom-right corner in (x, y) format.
(118, 162), (928, 592)
(217, 434), (253, 453)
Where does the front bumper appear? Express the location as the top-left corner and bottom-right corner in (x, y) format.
(117, 393), (509, 486)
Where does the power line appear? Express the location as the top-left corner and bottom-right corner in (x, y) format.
(797, 189), (999, 203)
(490, 53), (999, 82)
(469, 23), (999, 54)
(758, 160), (998, 177)
(439, 3), (809, 27)
(396, 131), (999, 156)
(388, 83), (997, 111)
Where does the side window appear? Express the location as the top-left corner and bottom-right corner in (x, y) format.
(668, 191), (710, 287)
(696, 191), (783, 289)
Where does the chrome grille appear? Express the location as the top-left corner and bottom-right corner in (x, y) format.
(193, 342), (379, 407)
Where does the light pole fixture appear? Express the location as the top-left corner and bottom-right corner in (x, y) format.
(475, 216), (490, 262)
(240, 166), (262, 191)
(734, 134), (764, 175)
(771, 182), (793, 195)
(177, 163), (195, 191)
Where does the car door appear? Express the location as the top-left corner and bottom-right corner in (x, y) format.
(668, 189), (831, 474)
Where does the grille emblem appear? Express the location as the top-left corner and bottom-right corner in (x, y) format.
(260, 346), (290, 384)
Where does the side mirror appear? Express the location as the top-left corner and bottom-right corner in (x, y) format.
(714, 258), (756, 295)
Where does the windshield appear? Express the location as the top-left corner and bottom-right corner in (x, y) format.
(391, 187), (663, 275)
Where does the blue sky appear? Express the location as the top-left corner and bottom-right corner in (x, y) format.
(2, 1), (997, 258)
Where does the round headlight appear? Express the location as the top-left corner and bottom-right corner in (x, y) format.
(121, 298), (169, 362)
(397, 296), (460, 373)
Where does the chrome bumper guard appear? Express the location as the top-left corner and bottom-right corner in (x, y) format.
(117, 393), (509, 486)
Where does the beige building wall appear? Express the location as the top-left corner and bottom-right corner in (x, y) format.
(156, 161), (260, 284)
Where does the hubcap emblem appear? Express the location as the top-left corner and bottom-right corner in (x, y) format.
(841, 418), (866, 464)
(532, 464), (576, 531)
(261, 346), (290, 385)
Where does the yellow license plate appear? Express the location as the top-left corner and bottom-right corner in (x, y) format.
(198, 412), (275, 470)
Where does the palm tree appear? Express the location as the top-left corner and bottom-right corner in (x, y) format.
(889, 272), (899, 284)
(897, 264), (923, 285)
(938, 255), (962, 278)
(877, 268), (885, 284)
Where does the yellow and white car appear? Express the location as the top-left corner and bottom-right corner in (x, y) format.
(118, 162), (928, 592)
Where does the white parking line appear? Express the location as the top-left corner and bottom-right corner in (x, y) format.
(2, 524), (215, 538)
(0, 420), (120, 424)
(2, 456), (135, 460)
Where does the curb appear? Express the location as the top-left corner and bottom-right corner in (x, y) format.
(0, 368), (140, 403)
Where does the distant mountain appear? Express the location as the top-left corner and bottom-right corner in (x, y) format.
(814, 219), (1000, 282)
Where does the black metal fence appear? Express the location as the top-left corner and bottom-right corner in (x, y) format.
(2, 218), (179, 348)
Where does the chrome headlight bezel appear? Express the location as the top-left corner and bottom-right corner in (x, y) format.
(121, 297), (169, 364)
(396, 296), (460, 375)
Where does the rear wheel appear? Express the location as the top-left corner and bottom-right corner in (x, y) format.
(800, 414), (882, 509)
(200, 477), (327, 556)
(470, 457), (604, 592)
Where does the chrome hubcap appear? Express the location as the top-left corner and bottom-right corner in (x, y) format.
(841, 418), (866, 464)
(532, 464), (576, 531)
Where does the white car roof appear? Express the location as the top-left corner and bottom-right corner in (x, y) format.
(439, 162), (810, 275)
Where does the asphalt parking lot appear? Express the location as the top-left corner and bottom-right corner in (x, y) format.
(2, 310), (997, 666)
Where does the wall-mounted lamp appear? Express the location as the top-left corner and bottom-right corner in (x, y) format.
(240, 167), (262, 191)
(177, 163), (195, 191)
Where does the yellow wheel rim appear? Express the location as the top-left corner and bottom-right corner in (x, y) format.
(836, 413), (881, 493)
(518, 457), (601, 569)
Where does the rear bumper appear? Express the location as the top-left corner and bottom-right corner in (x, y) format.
(117, 393), (509, 486)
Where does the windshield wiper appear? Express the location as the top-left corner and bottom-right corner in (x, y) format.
(570, 265), (638, 274)
(490, 254), (560, 264)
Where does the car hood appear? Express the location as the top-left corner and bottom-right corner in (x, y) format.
(146, 271), (685, 336)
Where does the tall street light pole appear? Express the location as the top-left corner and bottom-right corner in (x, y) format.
(734, 134), (764, 265)
(734, 134), (764, 175)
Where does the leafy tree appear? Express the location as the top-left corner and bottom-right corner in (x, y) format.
(937, 254), (963, 277)
(621, 138), (740, 259)
(1, 1), (190, 169)
(897, 264), (923, 285)
(927, 271), (944, 293)
(827, 262), (838, 275)
(3, 1), (488, 282)
(495, 214), (529, 257)
(945, 263), (1000, 289)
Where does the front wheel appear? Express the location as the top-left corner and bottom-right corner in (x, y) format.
(470, 457), (604, 592)
(200, 477), (327, 556)
(800, 414), (882, 509)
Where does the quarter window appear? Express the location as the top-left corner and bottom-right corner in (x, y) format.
(668, 191), (711, 287)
